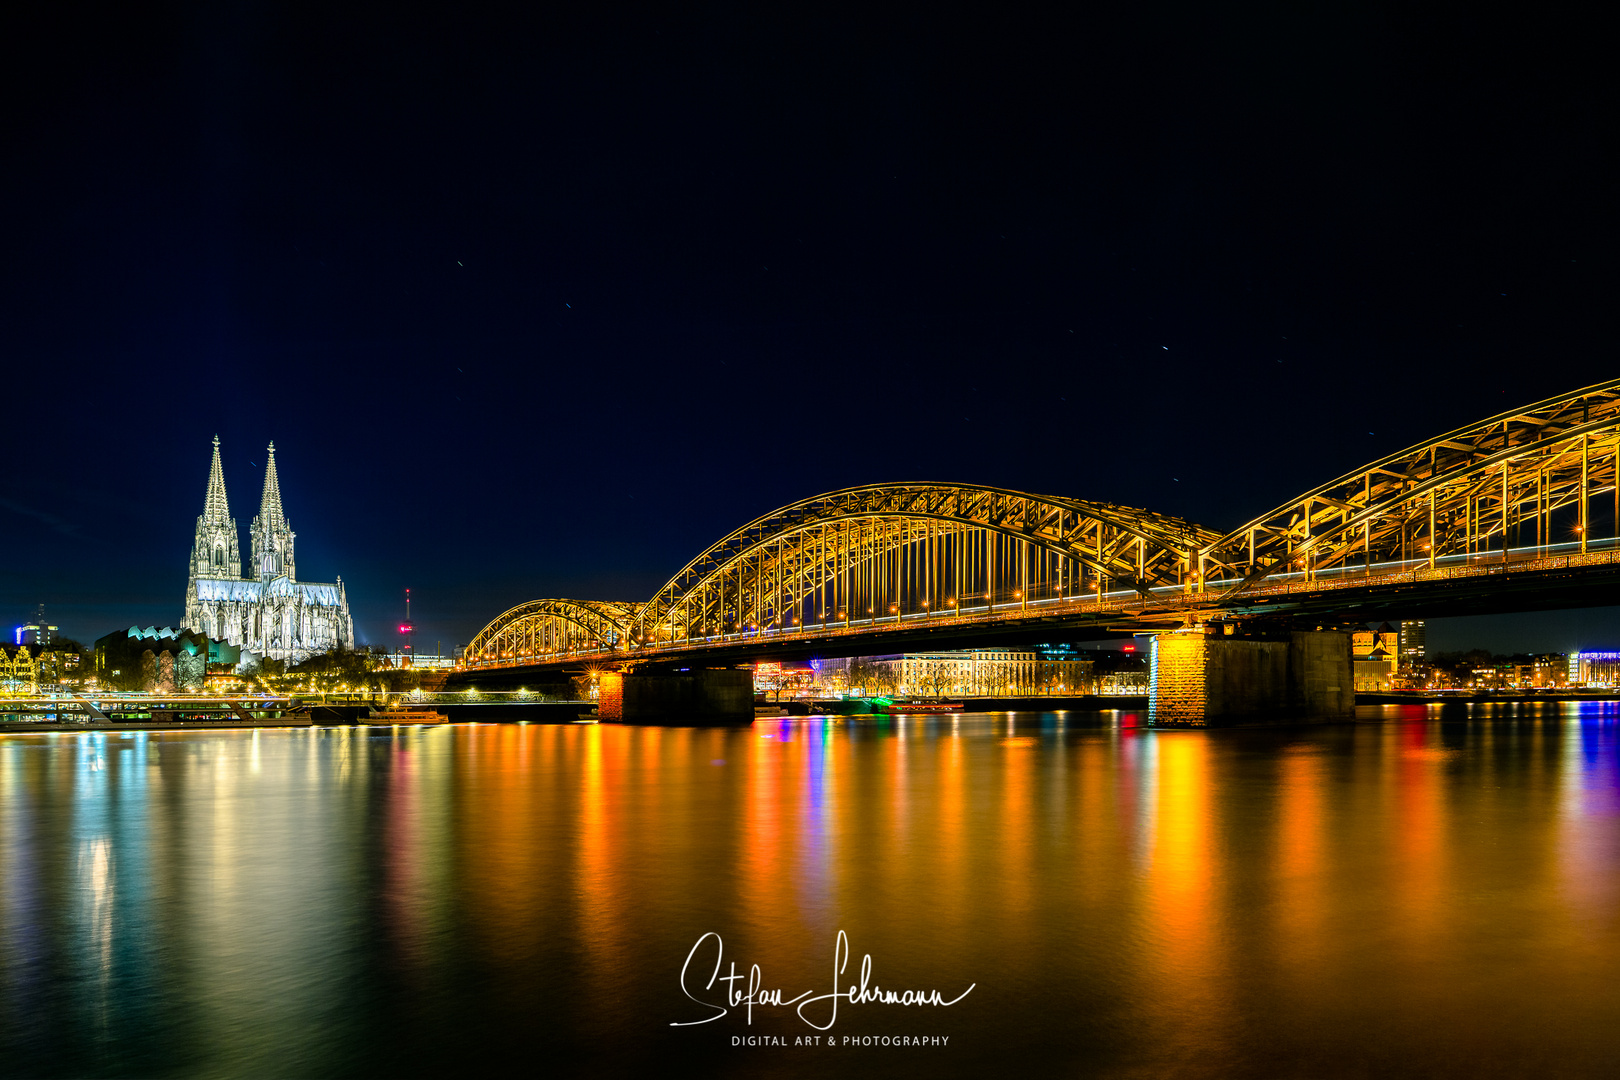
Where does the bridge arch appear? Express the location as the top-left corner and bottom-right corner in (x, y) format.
(464, 599), (638, 668)
(1202, 377), (1620, 590)
(460, 381), (1620, 672)
(630, 483), (1219, 645)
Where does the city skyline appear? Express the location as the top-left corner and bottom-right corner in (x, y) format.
(15, 458), (1620, 657)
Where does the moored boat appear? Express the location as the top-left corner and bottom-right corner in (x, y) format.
(364, 708), (449, 724)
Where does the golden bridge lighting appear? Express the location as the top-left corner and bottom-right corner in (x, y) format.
(462, 382), (1620, 670)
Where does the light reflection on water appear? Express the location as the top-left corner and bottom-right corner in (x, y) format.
(3, 709), (1620, 1076)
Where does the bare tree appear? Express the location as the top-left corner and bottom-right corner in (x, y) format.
(848, 658), (876, 695)
(918, 664), (957, 699)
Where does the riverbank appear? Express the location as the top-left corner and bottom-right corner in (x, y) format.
(765, 694), (1149, 715)
(1356, 691), (1620, 705)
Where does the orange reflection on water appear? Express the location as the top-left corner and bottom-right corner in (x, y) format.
(456, 725), (561, 975)
(577, 724), (637, 971)
(1071, 737), (1118, 912)
(1144, 734), (1225, 1036)
(1387, 721), (1448, 956)
(1274, 746), (1326, 971)
(931, 719), (967, 934)
(996, 721), (1036, 920)
(740, 722), (793, 938)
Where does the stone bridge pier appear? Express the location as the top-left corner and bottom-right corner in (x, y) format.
(596, 668), (753, 724)
(1149, 628), (1353, 726)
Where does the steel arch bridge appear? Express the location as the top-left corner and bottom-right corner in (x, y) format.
(462, 378), (1620, 672)
(631, 484), (1219, 645)
(464, 599), (640, 664)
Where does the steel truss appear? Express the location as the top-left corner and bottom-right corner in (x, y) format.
(463, 599), (639, 665)
(630, 484), (1217, 645)
(461, 379), (1620, 669)
(1202, 378), (1620, 594)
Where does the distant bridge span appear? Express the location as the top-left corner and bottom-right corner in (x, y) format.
(462, 379), (1620, 676)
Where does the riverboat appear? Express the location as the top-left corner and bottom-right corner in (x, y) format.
(878, 700), (965, 714)
(0, 695), (313, 731)
(364, 708), (449, 725)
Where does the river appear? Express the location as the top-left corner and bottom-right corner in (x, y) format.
(3, 707), (1620, 1076)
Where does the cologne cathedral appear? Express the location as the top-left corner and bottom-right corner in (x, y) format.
(182, 436), (354, 663)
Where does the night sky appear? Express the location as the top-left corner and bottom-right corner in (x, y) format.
(3, 3), (1612, 654)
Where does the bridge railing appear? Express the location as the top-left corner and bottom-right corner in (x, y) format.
(1202, 535), (1620, 598)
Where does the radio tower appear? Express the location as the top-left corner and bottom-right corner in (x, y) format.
(399, 588), (415, 667)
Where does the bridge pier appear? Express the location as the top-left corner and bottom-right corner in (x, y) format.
(597, 668), (752, 724)
(1149, 629), (1352, 727)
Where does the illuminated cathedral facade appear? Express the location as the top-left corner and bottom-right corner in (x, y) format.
(183, 436), (354, 663)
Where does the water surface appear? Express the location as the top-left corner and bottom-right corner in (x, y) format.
(4, 708), (1620, 1077)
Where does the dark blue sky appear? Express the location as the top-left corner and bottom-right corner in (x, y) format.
(3, 2), (1613, 654)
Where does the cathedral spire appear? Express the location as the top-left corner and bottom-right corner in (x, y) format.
(258, 440), (286, 529)
(189, 435), (241, 581)
(203, 434), (231, 523)
(250, 441), (296, 581)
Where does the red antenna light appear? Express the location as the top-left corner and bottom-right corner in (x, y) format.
(400, 588), (415, 665)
